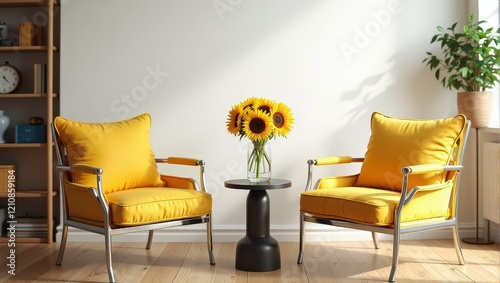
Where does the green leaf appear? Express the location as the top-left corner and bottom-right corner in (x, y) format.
(458, 67), (469, 77)
(462, 43), (473, 53)
(431, 34), (439, 43)
(451, 22), (458, 31)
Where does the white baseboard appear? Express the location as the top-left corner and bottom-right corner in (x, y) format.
(55, 223), (500, 243)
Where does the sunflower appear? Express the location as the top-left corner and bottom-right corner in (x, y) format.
(253, 97), (276, 115)
(240, 97), (259, 112)
(272, 102), (294, 137)
(242, 109), (274, 142)
(226, 104), (243, 136)
(227, 97), (294, 142)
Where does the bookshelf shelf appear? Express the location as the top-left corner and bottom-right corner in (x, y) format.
(0, 46), (58, 52)
(0, 190), (57, 197)
(0, 143), (46, 148)
(0, 237), (47, 243)
(0, 0), (58, 7)
(0, 93), (58, 98)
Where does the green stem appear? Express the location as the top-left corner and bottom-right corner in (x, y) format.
(248, 141), (270, 179)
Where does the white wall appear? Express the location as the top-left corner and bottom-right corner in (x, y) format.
(59, 0), (497, 242)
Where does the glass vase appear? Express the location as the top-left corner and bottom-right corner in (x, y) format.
(0, 110), (10, 143)
(247, 142), (271, 182)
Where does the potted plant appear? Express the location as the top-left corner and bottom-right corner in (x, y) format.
(423, 14), (500, 128)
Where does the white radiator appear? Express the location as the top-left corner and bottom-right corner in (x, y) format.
(483, 142), (500, 225)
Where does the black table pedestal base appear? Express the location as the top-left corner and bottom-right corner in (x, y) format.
(236, 189), (280, 272)
(224, 179), (291, 272)
(236, 235), (281, 272)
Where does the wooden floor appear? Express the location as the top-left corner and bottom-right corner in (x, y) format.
(0, 240), (498, 282)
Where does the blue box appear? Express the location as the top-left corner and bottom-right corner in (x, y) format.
(15, 125), (46, 143)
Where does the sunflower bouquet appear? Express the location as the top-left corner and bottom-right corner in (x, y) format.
(226, 97), (294, 181)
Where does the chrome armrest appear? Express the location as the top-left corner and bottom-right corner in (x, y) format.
(55, 163), (110, 223)
(156, 157), (207, 192)
(56, 164), (104, 200)
(305, 156), (363, 191)
(398, 163), (462, 210)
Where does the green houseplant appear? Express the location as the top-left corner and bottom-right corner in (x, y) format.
(423, 14), (500, 128)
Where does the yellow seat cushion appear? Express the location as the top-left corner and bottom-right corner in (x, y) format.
(107, 187), (212, 226)
(54, 114), (165, 194)
(300, 184), (452, 226)
(354, 112), (466, 191)
(66, 185), (212, 226)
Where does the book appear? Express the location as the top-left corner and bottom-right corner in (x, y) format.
(16, 227), (47, 232)
(16, 217), (47, 223)
(41, 64), (46, 92)
(16, 231), (48, 238)
(16, 223), (47, 228)
(15, 217), (50, 228)
(35, 25), (43, 46)
(34, 64), (46, 93)
(34, 64), (41, 93)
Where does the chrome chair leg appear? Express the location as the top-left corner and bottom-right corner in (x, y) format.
(389, 232), (400, 282)
(207, 214), (215, 265)
(452, 225), (465, 265)
(55, 224), (68, 266)
(146, 230), (154, 250)
(104, 229), (116, 283)
(371, 231), (380, 249)
(297, 212), (305, 264)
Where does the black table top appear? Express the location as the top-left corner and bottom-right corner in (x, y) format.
(224, 179), (292, 191)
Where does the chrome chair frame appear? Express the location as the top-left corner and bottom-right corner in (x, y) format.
(297, 120), (470, 282)
(52, 123), (215, 283)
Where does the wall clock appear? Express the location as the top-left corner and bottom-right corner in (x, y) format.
(0, 61), (22, 94)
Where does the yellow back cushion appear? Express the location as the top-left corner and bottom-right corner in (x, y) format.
(355, 112), (466, 191)
(54, 113), (165, 194)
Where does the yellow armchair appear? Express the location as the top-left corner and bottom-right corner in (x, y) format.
(297, 112), (470, 282)
(52, 113), (215, 283)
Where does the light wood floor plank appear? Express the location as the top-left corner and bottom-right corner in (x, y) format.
(404, 240), (472, 282)
(3, 243), (51, 273)
(210, 242), (247, 283)
(0, 243), (30, 282)
(68, 242), (125, 282)
(2, 243), (57, 283)
(325, 241), (371, 282)
(37, 242), (107, 282)
(450, 241), (499, 282)
(0, 240), (498, 282)
(340, 240), (393, 282)
(390, 240), (440, 282)
(140, 242), (190, 283)
(110, 242), (156, 283)
(424, 239), (499, 282)
(300, 242), (343, 282)
(276, 242), (308, 283)
(300, 241), (366, 282)
(175, 242), (218, 282)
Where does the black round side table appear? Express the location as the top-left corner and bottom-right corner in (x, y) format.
(224, 179), (292, 272)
